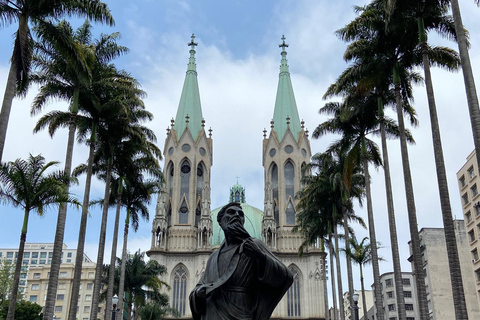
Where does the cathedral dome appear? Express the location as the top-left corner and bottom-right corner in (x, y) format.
(210, 183), (264, 246)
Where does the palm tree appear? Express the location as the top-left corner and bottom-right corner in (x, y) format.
(344, 236), (383, 320)
(0, 0), (114, 163)
(0, 154), (77, 320)
(117, 176), (160, 320)
(30, 22), (129, 320)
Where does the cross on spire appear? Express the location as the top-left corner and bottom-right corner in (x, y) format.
(188, 33), (198, 50)
(279, 35), (289, 52)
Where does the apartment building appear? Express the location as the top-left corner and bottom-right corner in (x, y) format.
(343, 290), (373, 320)
(408, 222), (480, 319)
(373, 272), (419, 320)
(457, 151), (480, 307)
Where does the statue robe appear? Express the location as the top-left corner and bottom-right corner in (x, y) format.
(190, 238), (293, 320)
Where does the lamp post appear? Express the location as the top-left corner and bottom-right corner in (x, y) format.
(112, 294), (120, 320)
(352, 292), (360, 320)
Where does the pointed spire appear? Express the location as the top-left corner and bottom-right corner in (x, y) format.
(272, 35), (301, 142)
(174, 34), (204, 140)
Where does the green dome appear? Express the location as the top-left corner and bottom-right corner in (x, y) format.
(210, 183), (264, 246)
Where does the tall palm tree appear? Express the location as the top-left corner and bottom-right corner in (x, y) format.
(0, 0), (114, 163)
(30, 22), (129, 320)
(117, 174), (160, 320)
(0, 154), (77, 320)
(344, 236), (383, 320)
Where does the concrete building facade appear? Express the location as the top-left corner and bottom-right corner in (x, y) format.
(147, 35), (327, 319)
(343, 290), (373, 320)
(408, 222), (480, 319)
(456, 150), (480, 307)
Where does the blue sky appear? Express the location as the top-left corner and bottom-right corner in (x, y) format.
(1, 0), (480, 309)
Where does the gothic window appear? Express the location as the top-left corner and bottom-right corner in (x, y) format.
(195, 202), (201, 227)
(271, 163), (279, 225)
(285, 161), (296, 224)
(172, 266), (187, 316)
(196, 164), (204, 196)
(168, 162), (174, 197)
(179, 199), (188, 224)
(287, 266), (301, 317)
(235, 191), (240, 202)
(180, 159), (191, 201)
(167, 202), (172, 227)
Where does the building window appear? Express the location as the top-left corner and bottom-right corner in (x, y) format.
(58, 283), (66, 290)
(389, 318), (397, 320)
(23, 252), (30, 258)
(472, 184), (479, 197)
(388, 304), (396, 311)
(402, 278), (411, 286)
(473, 249), (479, 262)
(32, 252), (38, 258)
(285, 161), (296, 225)
(460, 175), (466, 187)
(469, 166), (475, 179)
(39, 260), (46, 265)
(385, 279), (393, 287)
(31, 284), (39, 290)
(87, 283), (93, 290)
(29, 295), (37, 302)
(271, 163), (279, 225)
(67, 252), (72, 258)
(463, 193), (469, 206)
(287, 266), (301, 317)
(467, 211), (473, 223)
(475, 204), (480, 216)
(387, 291), (394, 298)
(406, 318), (415, 320)
(33, 273), (41, 279)
(57, 294), (64, 301)
(60, 272), (67, 278)
(406, 304), (414, 311)
(85, 294), (91, 301)
(31, 259), (37, 264)
(469, 230), (476, 243)
(54, 306), (62, 312)
(172, 266), (187, 316)
(40, 252), (47, 259)
(88, 272), (94, 279)
(6, 252), (13, 259)
(83, 306), (90, 313)
(404, 291), (412, 298)
(475, 269), (480, 282)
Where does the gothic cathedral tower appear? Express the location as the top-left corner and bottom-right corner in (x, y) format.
(262, 36), (312, 252)
(150, 35), (213, 254)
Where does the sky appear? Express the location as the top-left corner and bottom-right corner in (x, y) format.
(1, 0), (480, 309)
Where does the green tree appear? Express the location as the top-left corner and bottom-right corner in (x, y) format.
(343, 237), (384, 320)
(138, 300), (178, 320)
(0, 300), (43, 320)
(0, 154), (77, 320)
(0, 0), (114, 163)
(0, 259), (14, 304)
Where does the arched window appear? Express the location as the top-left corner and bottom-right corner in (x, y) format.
(168, 162), (174, 197)
(285, 161), (296, 225)
(287, 266), (301, 317)
(271, 163), (279, 225)
(172, 265), (188, 316)
(235, 191), (240, 202)
(180, 159), (191, 200)
(179, 199), (188, 224)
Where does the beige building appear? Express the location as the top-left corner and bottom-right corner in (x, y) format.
(24, 262), (104, 320)
(343, 290), (373, 320)
(408, 222), (480, 319)
(147, 36), (327, 319)
(457, 150), (480, 307)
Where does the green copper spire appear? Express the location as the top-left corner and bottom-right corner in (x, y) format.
(174, 34), (204, 140)
(272, 35), (301, 142)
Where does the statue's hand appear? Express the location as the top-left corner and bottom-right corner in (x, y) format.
(196, 285), (207, 299)
(242, 238), (266, 265)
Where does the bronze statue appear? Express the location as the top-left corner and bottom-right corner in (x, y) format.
(190, 202), (293, 320)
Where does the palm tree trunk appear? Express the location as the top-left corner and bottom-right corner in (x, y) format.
(329, 234), (338, 320)
(379, 102), (406, 320)
(450, 0), (480, 176)
(105, 187), (123, 320)
(0, 63), (17, 163)
(117, 209), (131, 320)
(68, 139), (95, 320)
(343, 213), (354, 320)
(393, 80), (429, 320)
(359, 265), (367, 320)
(323, 250), (330, 320)
(362, 151), (384, 320)
(43, 122), (76, 320)
(6, 208), (29, 320)
(334, 224), (345, 320)
(91, 160), (113, 320)
(420, 43), (468, 320)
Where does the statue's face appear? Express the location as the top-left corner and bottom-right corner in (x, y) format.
(220, 205), (245, 229)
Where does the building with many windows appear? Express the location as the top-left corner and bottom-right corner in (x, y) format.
(147, 35), (327, 319)
(408, 222), (480, 319)
(372, 272), (419, 320)
(343, 290), (373, 320)
(457, 151), (480, 307)
(0, 243), (92, 297)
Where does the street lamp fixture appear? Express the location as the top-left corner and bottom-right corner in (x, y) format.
(352, 292), (359, 320)
(112, 294), (120, 320)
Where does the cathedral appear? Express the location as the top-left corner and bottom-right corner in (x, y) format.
(147, 35), (327, 320)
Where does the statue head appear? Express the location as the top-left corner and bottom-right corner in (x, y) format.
(217, 202), (250, 242)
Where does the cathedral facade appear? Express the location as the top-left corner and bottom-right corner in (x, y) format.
(147, 35), (327, 319)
